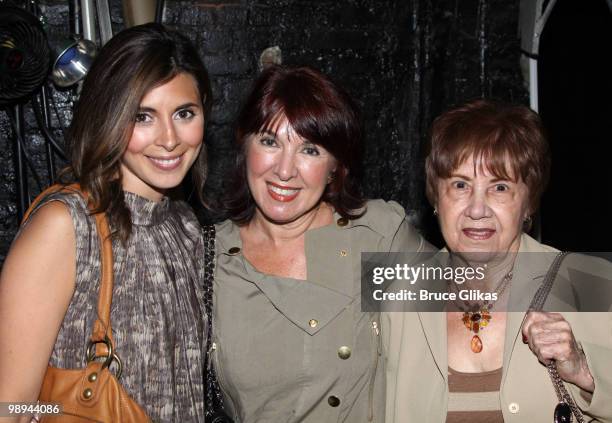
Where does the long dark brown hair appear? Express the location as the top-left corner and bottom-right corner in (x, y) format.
(222, 65), (365, 224)
(65, 23), (212, 242)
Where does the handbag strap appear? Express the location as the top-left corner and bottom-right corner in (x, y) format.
(528, 251), (570, 311)
(202, 224), (227, 419)
(528, 251), (585, 423)
(23, 184), (115, 352)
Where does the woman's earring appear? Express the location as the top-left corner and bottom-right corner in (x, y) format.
(523, 215), (532, 231)
(327, 173), (334, 184)
(433, 208), (438, 216)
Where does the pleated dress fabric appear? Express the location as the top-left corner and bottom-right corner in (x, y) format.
(27, 190), (207, 422)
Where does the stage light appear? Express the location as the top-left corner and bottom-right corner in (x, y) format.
(51, 38), (96, 88)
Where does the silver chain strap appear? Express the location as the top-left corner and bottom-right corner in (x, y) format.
(529, 252), (585, 423)
(547, 362), (586, 423)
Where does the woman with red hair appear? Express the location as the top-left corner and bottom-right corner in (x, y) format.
(211, 65), (428, 422)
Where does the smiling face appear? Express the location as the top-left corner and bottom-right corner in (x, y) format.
(121, 72), (204, 201)
(436, 156), (531, 257)
(245, 115), (337, 225)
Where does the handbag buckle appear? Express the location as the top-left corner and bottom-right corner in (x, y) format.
(86, 335), (123, 379)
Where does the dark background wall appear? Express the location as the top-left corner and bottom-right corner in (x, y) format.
(538, 0), (612, 252)
(0, 0), (526, 263)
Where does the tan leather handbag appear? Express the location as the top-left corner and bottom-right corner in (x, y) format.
(24, 184), (150, 422)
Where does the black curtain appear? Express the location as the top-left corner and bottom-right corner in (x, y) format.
(539, 0), (612, 251)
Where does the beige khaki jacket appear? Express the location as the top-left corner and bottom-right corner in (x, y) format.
(213, 200), (426, 423)
(383, 234), (612, 423)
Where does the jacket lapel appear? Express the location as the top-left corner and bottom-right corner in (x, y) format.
(418, 310), (448, 382)
(502, 234), (558, 386)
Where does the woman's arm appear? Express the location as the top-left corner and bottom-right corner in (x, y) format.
(382, 200), (433, 253)
(0, 202), (76, 420)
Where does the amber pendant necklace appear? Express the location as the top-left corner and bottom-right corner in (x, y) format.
(452, 270), (513, 353)
(462, 308), (492, 353)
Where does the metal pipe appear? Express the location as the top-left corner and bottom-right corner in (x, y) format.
(11, 105), (29, 222)
(39, 86), (57, 183)
(96, 0), (113, 45)
(70, 0), (81, 36)
(32, 96), (68, 161)
(519, 0), (559, 242)
(81, 0), (97, 43)
(122, 0), (157, 28)
(155, 0), (165, 23)
(529, 58), (541, 240)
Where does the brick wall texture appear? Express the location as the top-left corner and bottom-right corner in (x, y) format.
(0, 0), (526, 262)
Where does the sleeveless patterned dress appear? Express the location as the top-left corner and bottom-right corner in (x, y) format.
(27, 190), (207, 421)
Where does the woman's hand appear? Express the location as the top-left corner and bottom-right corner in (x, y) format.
(522, 311), (595, 393)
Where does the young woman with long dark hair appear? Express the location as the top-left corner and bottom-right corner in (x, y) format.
(0, 23), (212, 421)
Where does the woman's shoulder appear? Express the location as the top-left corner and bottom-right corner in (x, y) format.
(520, 234), (612, 276)
(351, 199), (406, 233)
(36, 186), (88, 211)
(21, 186), (91, 235)
(22, 187), (100, 276)
(363, 198), (406, 216)
(214, 218), (234, 238)
(350, 199), (428, 252)
(522, 234), (612, 306)
(18, 200), (75, 244)
(519, 234), (560, 253)
(213, 219), (241, 254)
(563, 252), (612, 284)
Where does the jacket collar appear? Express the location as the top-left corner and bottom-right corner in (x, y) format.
(215, 218), (355, 335)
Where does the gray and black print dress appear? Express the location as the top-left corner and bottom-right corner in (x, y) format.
(26, 189), (207, 421)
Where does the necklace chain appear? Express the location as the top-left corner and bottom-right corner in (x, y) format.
(449, 269), (513, 313)
(448, 267), (514, 353)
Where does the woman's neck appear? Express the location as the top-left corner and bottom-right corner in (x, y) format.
(246, 202), (334, 246)
(121, 172), (166, 202)
(451, 252), (516, 293)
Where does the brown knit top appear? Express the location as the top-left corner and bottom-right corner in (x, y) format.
(446, 366), (504, 423)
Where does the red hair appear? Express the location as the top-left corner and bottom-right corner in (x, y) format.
(223, 66), (365, 223)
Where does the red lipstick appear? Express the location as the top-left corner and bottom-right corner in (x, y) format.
(267, 182), (300, 202)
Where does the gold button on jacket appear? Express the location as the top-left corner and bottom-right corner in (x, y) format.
(213, 200), (427, 422)
(337, 346), (351, 360)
